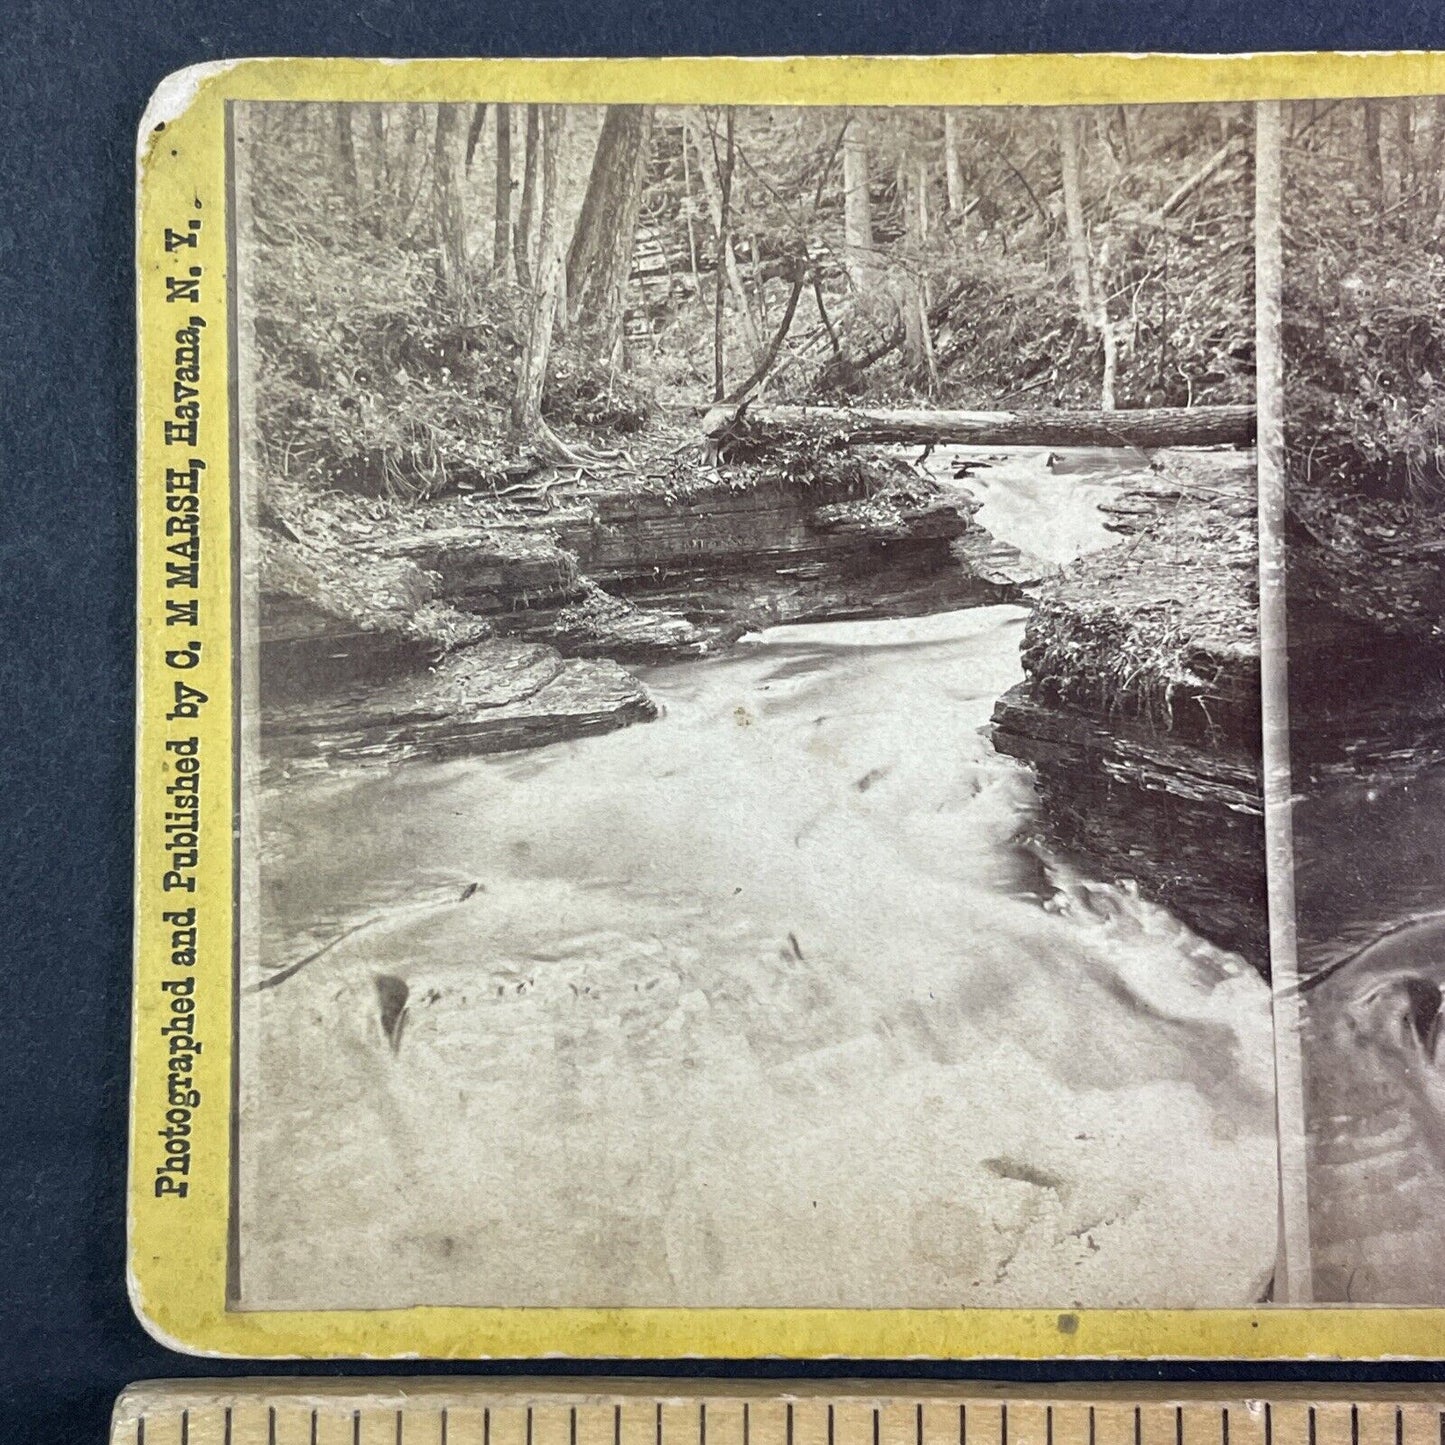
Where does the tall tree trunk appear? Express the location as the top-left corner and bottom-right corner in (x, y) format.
(1114, 105), (1135, 165)
(494, 103), (514, 280)
(512, 107), (566, 438)
(366, 104), (388, 239)
(391, 106), (430, 241)
(367, 105), (388, 190)
(1363, 100), (1385, 211)
(1097, 235), (1118, 412)
(686, 112), (763, 360)
(713, 109), (737, 400)
(1393, 99), (1414, 216)
(336, 107), (360, 209)
(681, 121), (700, 297)
(565, 105), (656, 359)
(897, 155), (937, 391)
(842, 119), (874, 290)
(913, 153), (930, 241)
(1425, 97), (1445, 226)
(432, 105), (468, 308)
(1057, 108), (1115, 410)
(1059, 109), (1094, 322)
(514, 104), (541, 290)
(943, 109), (964, 217)
(465, 103), (488, 171)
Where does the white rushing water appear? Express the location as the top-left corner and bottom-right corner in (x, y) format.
(237, 453), (1278, 1311)
(926, 444), (1156, 564)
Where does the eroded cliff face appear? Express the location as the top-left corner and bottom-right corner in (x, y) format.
(1277, 484), (1445, 1304)
(258, 458), (1007, 764)
(1285, 488), (1445, 785)
(1283, 483), (1445, 979)
(991, 449), (1269, 972)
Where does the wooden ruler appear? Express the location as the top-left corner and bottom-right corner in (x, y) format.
(111, 1381), (1445, 1445)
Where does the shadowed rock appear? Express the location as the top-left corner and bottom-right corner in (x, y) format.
(264, 639), (658, 767)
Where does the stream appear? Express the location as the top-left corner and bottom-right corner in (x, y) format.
(1293, 767), (1445, 1303)
(237, 448), (1278, 1312)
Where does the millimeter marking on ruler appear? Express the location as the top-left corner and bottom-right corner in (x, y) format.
(110, 1383), (1445, 1445)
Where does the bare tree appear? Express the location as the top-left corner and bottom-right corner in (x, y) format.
(432, 105), (468, 307)
(1059, 111), (1093, 325)
(1362, 100), (1385, 212)
(842, 117), (874, 290)
(1390, 99), (1412, 211)
(514, 104), (541, 290)
(943, 109), (964, 218)
(680, 120), (700, 294)
(511, 106), (590, 463)
(566, 105), (656, 360)
(1058, 108), (1117, 410)
(336, 107), (360, 210)
(712, 109), (737, 400)
(366, 104), (388, 238)
(896, 152), (938, 391)
(494, 103), (515, 281)
(1422, 98), (1445, 223)
(686, 111), (763, 362)
(724, 120), (846, 404)
(464, 103), (488, 171)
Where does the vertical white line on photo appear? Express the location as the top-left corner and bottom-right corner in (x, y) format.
(228, 97), (264, 1309)
(1254, 98), (1313, 1304)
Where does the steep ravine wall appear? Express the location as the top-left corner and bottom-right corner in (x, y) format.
(991, 455), (1445, 979)
(1283, 496), (1445, 989)
(991, 449), (1270, 972)
(1285, 492), (1445, 784)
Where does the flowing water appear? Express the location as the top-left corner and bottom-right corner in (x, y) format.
(925, 444), (1158, 564)
(237, 448), (1278, 1311)
(1292, 768), (1445, 1303)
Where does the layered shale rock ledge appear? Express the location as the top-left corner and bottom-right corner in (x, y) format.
(1281, 483), (1445, 981)
(259, 456), (1007, 764)
(1287, 608), (1445, 783)
(991, 449), (1269, 972)
(347, 464), (1000, 636)
(1286, 484), (1445, 784)
(264, 639), (656, 768)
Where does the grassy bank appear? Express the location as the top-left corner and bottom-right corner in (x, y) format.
(992, 448), (1267, 968)
(1019, 449), (1259, 744)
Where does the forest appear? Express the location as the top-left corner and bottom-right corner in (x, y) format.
(245, 101), (1255, 513)
(1285, 96), (1445, 504)
(1283, 98), (1445, 644)
(238, 103), (1281, 1319)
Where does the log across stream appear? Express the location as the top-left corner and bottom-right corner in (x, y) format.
(704, 401), (1257, 451)
(238, 447), (1277, 1313)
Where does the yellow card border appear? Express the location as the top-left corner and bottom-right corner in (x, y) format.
(133, 52), (1445, 1361)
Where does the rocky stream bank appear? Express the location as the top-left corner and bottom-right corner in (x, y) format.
(261, 438), (1328, 984)
(259, 453), (1017, 766)
(991, 449), (1269, 972)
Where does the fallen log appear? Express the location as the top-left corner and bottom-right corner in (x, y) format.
(703, 402), (1256, 451)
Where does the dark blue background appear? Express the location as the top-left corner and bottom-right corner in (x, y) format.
(6, 2), (1445, 1439)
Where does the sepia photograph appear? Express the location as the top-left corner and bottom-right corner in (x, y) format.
(229, 98), (1275, 1311)
(1281, 96), (1445, 1305)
